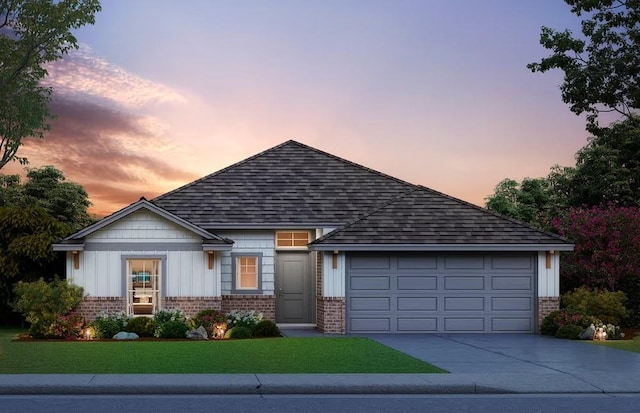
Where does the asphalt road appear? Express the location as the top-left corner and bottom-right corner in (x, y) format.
(2, 394), (640, 413)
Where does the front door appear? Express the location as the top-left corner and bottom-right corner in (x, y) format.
(275, 252), (313, 323)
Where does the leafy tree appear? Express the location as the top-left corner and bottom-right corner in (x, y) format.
(527, 0), (640, 130)
(553, 206), (640, 326)
(0, 0), (101, 169)
(0, 165), (92, 231)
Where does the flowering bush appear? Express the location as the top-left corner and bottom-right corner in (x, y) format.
(190, 309), (226, 337)
(49, 312), (86, 339)
(226, 310), (263, 330)
(153, 309), (188, 338)
(91, 311), (130, 339)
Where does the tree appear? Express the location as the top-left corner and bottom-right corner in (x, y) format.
(0, 165), (93, 231)
(527, 0), (640, 130)
(0, 0), (101, 169)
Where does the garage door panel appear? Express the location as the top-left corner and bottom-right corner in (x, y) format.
(491, 297), (532, 311)
(445, 276), (484, 290)
(398, 318), (438, 332)
(397, 275), (437, 290)
(350, 276), (390, 290)
(347, 253), (535, 334)
(350, 318), (390, 332)
(492, 276), (531, 290)
(350, 297), (390, 311)
(445, 297), (485, 311)
(492, 318), (532, 332)
(445, 318), (485, 332)
(397, 297), (437, 311)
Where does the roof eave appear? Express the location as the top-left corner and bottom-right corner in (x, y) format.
(308, 243), (575, 252)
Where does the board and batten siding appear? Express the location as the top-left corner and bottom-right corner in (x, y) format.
(218, 231), (275, 294)
(537, 251), (560, 297)
(66, 209), (219, 297)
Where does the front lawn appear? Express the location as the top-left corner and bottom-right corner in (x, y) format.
(0, 329), (446, 374)
(591, 333), (640, 354)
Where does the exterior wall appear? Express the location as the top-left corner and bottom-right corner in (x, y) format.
(163, 297), (222, 318)
(218, 231), (275, 295)
(537, 251), (560, 297)
(316, 297), (345, 334)
(538, 296), (560, 330)
(221, 295), (276, 321)
(75, 297), (126, 321)
(322, 251), (345, 297)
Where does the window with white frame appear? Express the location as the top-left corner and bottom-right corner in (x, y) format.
(126, 258), (161, 316)
(231, 253), (262, 293)
(276, 231), (310, 249)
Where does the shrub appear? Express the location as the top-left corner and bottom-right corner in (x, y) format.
(252, 319), (281, 337)
(91, 311), (130, 339)
(155, 319), (189, 338)
(126, 316), (156, 337)
(562, 287), (627, 325)
(555, 324), (583, 340)
(12, 277), (84, 338)
(190, 309), (226, 337)
(49, 312), (86, 339)
(153, 309), (188, 338)
(226, 310), (263, 330)
(540, 309), (588, 336)
(225, 326), (252, 339)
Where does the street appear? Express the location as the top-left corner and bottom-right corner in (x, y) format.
(2, 394), (640, 413)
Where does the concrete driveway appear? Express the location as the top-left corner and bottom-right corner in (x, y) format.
(364, 333), (640, 392)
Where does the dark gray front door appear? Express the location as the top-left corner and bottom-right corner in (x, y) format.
(275, 252), (313, 323)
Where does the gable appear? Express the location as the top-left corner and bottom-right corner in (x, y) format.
(153, 140), (415, 228)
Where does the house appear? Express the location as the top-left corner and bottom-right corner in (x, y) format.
(53, 140), (573, 333)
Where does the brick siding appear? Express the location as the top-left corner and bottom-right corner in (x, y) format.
(221, 295), (276, 321)
(538, 296), (560, 332)
(163, 297), (222, 318)
(316, 297), (345, 334)
(75, 297), (126, 321)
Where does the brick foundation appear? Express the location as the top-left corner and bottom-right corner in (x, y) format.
(76, 297), (126, 321)
(538, 296), (560, 332)
(163, 297), (222, 319)
(221, 295), (276, 321)
(316, 297), (345, 334)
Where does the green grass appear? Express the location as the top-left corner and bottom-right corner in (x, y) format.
(591, 333), (640, 353)
(0, 329), (446, 374)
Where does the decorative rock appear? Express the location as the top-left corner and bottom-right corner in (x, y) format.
(579, 324), (595, 340)
(186, 325), (209, 340)
(113, 332), (139, 340)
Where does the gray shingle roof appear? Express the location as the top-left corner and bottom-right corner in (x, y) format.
(309, 187), (572, 250)
(152, 140), (415, 227)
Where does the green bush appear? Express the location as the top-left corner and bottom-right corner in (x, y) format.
(540, 309), (588, 336)
(226, 310), (263, 330)
(555, 324), (584, 340)
(562, 287), (627, 325)
(225, 326), (252, 339)
(190, 309), (226, 337)
(91, 311), (130, 339)
(126, 316), (156, 337)
(12, 277), (84, 338)
(252, 319), (281, 337)
(155, 319), (189, 338)
(153, 309), (188, 338)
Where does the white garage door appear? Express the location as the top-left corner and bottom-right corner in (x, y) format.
(346, 253), (536, 333)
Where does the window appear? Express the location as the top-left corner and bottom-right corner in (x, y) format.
(276, 231), (310, 248)
(126, 258), (161, 316)
(231, 253), (262, 293)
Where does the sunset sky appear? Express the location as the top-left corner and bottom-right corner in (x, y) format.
(5, 1), (598, 216)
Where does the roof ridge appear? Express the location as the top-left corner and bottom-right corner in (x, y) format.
(152, 140), (295, 202)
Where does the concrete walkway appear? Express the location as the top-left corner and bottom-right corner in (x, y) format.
(1, 332), (639, 395)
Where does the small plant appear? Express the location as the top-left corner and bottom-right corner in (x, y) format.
(49, 312), (86, 340)
(562, 287), (627, 325)
(225, 326), (252, 339)
(252, 319), (281, 338)
(153, 309), (188, 338)
(12, 277), (84, 338)
(91, 311), (130, 339)
(540, 309), (588, 336)
(226, 310), (263, 330)
(126, 316), (156, 337)
(555, 324), (583, 340)
(190, 309), (226, 337)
